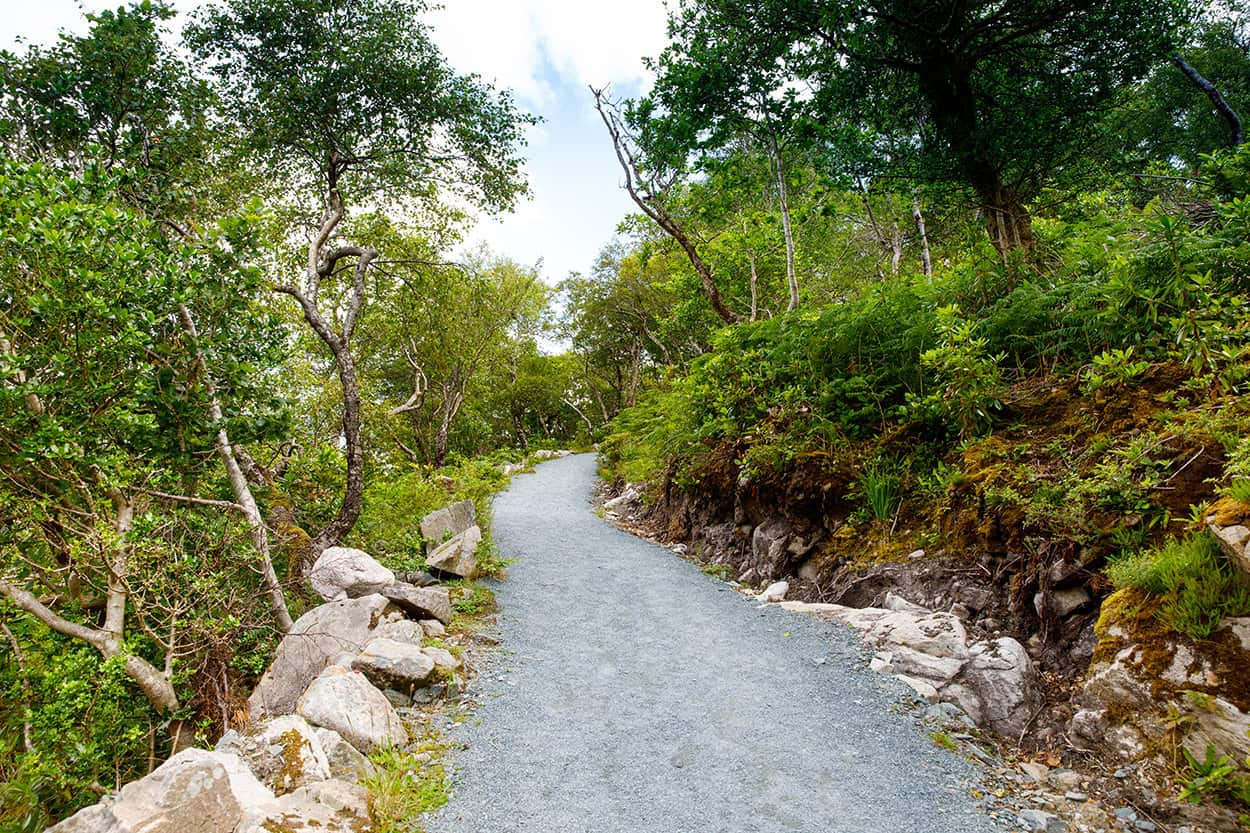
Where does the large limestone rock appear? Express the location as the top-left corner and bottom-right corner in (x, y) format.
(351, 636), (437, 691)
(373, 618), (427, 645)
(420, 499), (476, 546)
(603, 484), (642, 512)
(241, 779), (371, 833)
(309, 547), (395, 602)
(380, 581), (451, 623)
(249, 594), (391, 718)
(956, 637), (1039, 738)
(1070, 590), (1250, 763)
(48, 748), (275, 833)
(426, 525), (482, 578)
(297, 666), (408, 753)
(216, 715), (330, 795)
(783, 595), (1039, 739)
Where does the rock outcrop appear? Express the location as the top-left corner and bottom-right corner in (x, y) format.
(351, 636), (438, 691)
(420, 499), (477, 546)
(777, 595), (1040, 738)
(216, 715), (331, 796)
(380, 582), (452, 623)
(1208, 500), (1250, 576)
(1069, 589), (1250, 764)
(426, 524), (483, 578)
(47, 748), (275, 833)
(242, 779), (371, 833)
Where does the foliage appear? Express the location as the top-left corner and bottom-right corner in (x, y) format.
(1107, 535), (1250, 639)
(858, 466), (899, 522)
(1178, 743), (1250, 806)
(363, 740), (450, 832)
(911, 306), (1005, 441)
(186, 0), (533, 210)
(0, 1), (232, 221)
(351, 453), (513, 571)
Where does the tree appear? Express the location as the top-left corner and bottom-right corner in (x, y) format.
(0, 1), (230, 225)
(1109, 18), (1250, 169)
(188, 0), (533, 562)
(593, 88), (744, 325)
(649, 0), (1189, 255)
(0, 161), (290, 739)
(366, 247), (549, 466)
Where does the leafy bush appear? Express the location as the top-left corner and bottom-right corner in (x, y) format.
(1107, 534), (1250, 639)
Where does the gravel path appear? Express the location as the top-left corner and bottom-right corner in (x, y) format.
(428, 454), (1006, 833)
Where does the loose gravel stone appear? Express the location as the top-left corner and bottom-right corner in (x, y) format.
(426, 455), (1007, 833)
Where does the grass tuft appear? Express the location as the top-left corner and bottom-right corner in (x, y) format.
(1107, 533), (1250, 639)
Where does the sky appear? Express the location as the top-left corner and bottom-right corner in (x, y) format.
(0, 0), (671, 285)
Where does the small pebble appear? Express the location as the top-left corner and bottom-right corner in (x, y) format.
(1064, 791), (1087, 802)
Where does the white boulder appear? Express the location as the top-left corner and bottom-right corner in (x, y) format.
(297, 666), (408, 753)
(249, 594), (391, 718)
(216, 715), (330, 795)
(426, 525), (482, 578)
(756, 581), (789, 603)
(48, 748), (275, 833)
(309, 546), (395, 602)
(351, 637), (437, 691)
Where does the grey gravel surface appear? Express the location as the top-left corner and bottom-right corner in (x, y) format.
(427, 454), (1006, 833)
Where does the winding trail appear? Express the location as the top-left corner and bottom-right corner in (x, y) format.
(428, 455), (1005, 833)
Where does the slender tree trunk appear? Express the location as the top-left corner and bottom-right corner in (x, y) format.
(913, 194), (932, 277)
(311, 346), (365, 553)
(767, 131), (799, 311)
(179, 306), (292, 633)
(980, 186), (1034, 258)
(1173, 51), (1245, 147)
(1, 622), (33, 751)
(563, 397), (595, 436)
(744, 218), (759, 322)
(592, 88), (742, 324)
(889, 220), (903, 278)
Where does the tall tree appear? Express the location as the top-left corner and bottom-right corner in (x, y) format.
(188, 0), (533, 563)
(367, 248), (549, 467)
(649, 0), (1188, 255)
(0, 0), (229, 223)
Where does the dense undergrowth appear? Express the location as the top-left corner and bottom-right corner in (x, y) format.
(0, 449), (528, 831)
(603, 147), (1250, 633)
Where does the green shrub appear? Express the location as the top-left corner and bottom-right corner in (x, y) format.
(1107, 534), (1250, 639)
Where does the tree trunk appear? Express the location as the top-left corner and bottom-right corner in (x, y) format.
(592, 88), (743, 325)
(0, 581), (180, 718)
(311, 345), (364, 554)
(913, 194), (932, 277)
(178, 305), (292, 633)
(980, 185), (1034, 257)
(766, 131), (799, 311)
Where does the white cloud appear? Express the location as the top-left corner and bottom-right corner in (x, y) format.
(429, 0), (668, 106)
